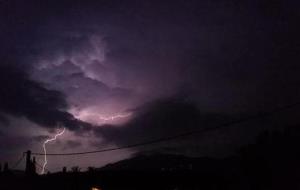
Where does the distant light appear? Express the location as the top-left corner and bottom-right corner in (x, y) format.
(91, 187), (102, 190)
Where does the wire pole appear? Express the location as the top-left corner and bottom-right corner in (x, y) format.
(12, 153), (25, 170)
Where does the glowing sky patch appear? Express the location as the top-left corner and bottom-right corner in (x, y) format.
(71, 109), (132, 125)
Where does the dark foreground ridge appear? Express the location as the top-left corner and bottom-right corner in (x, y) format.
(1, 125), (300, 190)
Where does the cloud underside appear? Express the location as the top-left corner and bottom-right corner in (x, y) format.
(0, 0), (300, 158)
(0, 63), (91, 131)
(92, 98), (235, 156)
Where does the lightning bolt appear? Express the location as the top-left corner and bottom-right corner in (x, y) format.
(98, 113), (131, 122)
(70, 108), (132, 125)
(41, 127), (65, 174)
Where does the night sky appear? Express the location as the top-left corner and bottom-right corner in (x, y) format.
(0, 0), (300, 172)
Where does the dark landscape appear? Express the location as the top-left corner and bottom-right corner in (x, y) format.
(1, 124), (300, 189)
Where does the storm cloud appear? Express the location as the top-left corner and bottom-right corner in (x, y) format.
(0, 63), (90, 131)
(1, 0), (300, 170)
(93, 97), (235, 156)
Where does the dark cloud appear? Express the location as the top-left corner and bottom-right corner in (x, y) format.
(1, 0), (300, 168)
(4, 0), (299, 115)
(0, 113), (9, 125)
(94, 97), (231, 154)
(0, 63), (91, 131)
(93, 96), (300, 157)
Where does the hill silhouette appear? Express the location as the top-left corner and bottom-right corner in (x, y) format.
(1, 125), (300, 189)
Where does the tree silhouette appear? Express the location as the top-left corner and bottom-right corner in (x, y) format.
(71, 166), (81, 173)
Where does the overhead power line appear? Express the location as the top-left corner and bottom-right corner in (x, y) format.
(30, 101), (300, 156)
(12, 153), (25, 170)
